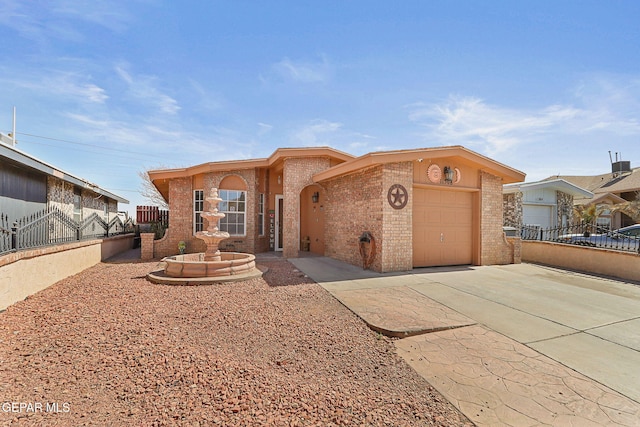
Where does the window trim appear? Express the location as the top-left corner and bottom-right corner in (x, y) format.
(258, 193), (265, 236)
(219, 189), (247, 237)
(194, 189), (204, 234)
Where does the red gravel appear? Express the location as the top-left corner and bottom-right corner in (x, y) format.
(0, 257), (472, 426)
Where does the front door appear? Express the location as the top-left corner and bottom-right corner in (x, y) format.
(275, 195), (284, 251)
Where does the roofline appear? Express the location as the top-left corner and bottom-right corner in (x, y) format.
(313, 145), (525, 183)
(503, 178), (593, 198)
(148, 146), (355, 181)
(575, 192), (627, 205)
(0, 142), (129, 204)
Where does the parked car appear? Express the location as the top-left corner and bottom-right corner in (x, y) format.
(558, 224), (640, 251)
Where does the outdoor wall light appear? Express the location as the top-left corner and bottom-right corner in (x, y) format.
(443, 166), (455, 184)
(277, 175), (282, 185)
(312, 192), (320, 203)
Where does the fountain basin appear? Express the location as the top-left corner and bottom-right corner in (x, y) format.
(164, 252), (256, 277)
(146, 251), (264, 285)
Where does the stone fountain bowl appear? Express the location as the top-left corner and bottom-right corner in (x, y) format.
(163, 252), (256, 278)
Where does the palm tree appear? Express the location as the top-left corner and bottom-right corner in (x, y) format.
(573, 203), (607, 236)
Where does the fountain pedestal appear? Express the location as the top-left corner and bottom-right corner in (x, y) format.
(196, 189), (229, 262)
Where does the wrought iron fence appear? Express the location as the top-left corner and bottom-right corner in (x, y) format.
(0, 207), (133, 256)
(517, 222), (640, 253)
(0, 214), (12, 255)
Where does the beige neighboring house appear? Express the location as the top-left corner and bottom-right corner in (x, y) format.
(148, 145), (525, 273)
(546, 160), (639, 229)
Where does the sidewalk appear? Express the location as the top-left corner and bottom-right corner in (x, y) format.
(290, 257), (640, 426)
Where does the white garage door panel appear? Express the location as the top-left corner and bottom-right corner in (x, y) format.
(524, 205), (553, 229)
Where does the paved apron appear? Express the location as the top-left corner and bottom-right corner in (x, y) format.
(290, 257), (640, 426)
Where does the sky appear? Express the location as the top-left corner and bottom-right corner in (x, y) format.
(1, 0), (639, 217)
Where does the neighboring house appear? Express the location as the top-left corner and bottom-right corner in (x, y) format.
(546, 161), (640, 229)
(0, 138), (129, 228)
(148, 145), (525, 273)
(503, 179), (593, 229)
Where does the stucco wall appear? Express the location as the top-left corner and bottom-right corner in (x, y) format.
(0, 235), (134, 311)
(522, 241), (640, 282)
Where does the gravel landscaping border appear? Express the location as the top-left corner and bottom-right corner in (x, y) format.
(0, 257), (472, 426)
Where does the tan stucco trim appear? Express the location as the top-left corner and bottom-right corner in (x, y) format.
(314, 146), (525, 184)
(149, 147), (354, 200)
(148, 147), (354, 181)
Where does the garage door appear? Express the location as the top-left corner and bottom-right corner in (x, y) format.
(523, 205), (552, 229)
(413, 188), (473, 267)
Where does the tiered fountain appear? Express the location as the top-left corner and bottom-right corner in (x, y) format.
(147, 188), (261, 284)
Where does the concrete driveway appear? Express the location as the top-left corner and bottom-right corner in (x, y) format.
(290, 257), (640, 426)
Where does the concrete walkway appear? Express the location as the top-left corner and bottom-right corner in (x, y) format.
(290, 257), (640, 426)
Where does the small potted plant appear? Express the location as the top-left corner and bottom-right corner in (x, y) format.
(178, 241), (186, 254)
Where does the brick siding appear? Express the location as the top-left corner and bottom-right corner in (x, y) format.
(380, 162), (413, 272)
(282, 157), (332, 258)
(481, 171), (519, 264)
(323, 165), (385, 271)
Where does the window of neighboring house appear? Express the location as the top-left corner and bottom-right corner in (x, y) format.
(219, 189), (246, 236)
(258, 193), (265, 236)
(597, 206), (612, 230)
(194, 190), (204, 233)
(104, 199), (109, 221)
(73, 189), (82, 223)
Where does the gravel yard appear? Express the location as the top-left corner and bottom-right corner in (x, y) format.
(0, 257), (471, 426)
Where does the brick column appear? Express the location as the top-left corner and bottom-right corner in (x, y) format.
(140, 233), (156, 260)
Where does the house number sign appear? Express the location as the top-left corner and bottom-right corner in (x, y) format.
(387, 184), (408, 209)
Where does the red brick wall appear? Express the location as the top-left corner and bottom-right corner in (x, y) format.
(480, 171), (516, 264)
(381, 162), (413, 272)
(205, 170), (257, 254)
(154, 177), (194, 257)
(323, 165), (385, 271)
(155, 169), (264, 258)
(282, 157), (332, 258)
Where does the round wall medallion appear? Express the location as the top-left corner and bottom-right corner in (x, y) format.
(427, 164), (441, 183)
(387, 184), (408, 209)
(454, 167), (462, 184)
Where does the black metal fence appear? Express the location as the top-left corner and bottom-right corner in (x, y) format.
(517, 222), (640, 253)
(0, 207), (134, 256)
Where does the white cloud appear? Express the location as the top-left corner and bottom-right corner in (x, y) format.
(272, 55), (333, 83)
(409, 95), (583, 155)
(1, 71), (108, 104)
(257, 122), (273, 135)
(291, 119), (342, 146)
(406, 76), (640, 181)
(0, 0), (133, 43)
(115, 64), (181, 115)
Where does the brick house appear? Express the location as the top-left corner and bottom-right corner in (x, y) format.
(148, 145), (525, 272)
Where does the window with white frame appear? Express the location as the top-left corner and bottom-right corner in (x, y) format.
(219, 189), (246, 236)
(194, 190), (204, 233)
(73, 189), (82, 223)
(258, 193), (265, 236)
